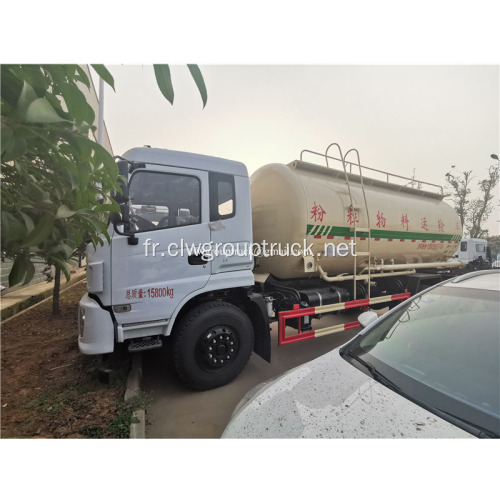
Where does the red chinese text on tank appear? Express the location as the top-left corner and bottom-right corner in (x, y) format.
(311, 202), (326, 222)
(376, 211), (386, 228)
(401, 213), (410, 231)
(347, 207), (359, 225)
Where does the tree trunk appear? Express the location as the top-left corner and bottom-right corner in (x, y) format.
(52, 266), (61, 315)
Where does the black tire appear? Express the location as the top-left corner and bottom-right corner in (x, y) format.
(171, 301), (254, 391)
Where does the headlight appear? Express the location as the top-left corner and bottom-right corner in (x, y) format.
(78, 306), (85, 337)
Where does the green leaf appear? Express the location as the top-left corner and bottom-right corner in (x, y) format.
(61, 243), (75, 258)
(2, 134), (26, 162)
(1, 211), (25, 242)
(23, 259), (36, 285)
(73, 65), (90, 88)
(187, 64), (208, 108)
(67, 172), (80, 191)
(41, 190), (52, 204)
(60, 82), (95, 125)
(44, 92), (68, 118)
(74, 229), (83, 246)
(9, 254), (28, 287)
(52, 240), (74, 258)
(91, 141), (119, 181)
(153, 65), (174, 105)
(48, 243), (65, 255)
(55, 205), (76, 219)
(44, 65), (67, 87)
(17, 66), (49, 95)
(51, 259), (71, 282)
(65, 134), (93, 161)
(16, 80), (38, 120)
(92, 202), (119, 213)
(90, 64), (115, 90)
(25, 98), (68, 123)
(19, 212), (35, 234)
(22, 213), (54, 248)
(1, 124), (14, 155)
(10, 125), (38, 139)
(77, 162), (91, 191)
(82, 215), (107, 235)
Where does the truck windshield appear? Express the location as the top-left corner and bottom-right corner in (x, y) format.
(128, 170), (201, 231)
(346, 286), (500, 435)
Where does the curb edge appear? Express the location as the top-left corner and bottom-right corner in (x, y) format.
(125, 353), (145, 439)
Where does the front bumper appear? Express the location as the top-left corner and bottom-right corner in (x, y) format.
(78, 293), (115, 355)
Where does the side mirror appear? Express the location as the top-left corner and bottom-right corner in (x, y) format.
(358, 311), (379, 328)
(113, 160), (130, 204)
(109, 203), (131, 234)
(109, 211), (122, 225)
(113, 183), (129, 205)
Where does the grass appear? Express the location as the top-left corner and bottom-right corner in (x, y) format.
(28, 388), (79, 415)
(25, 386), (150, 438)
(80, 391), (150, 439)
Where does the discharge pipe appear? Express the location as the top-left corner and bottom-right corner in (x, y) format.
(362, 260), (464, 273)
(317, 265), (416, 283)
(317, 259), (464, 283)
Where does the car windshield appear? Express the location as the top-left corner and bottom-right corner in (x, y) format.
(348, 285), (499, 433)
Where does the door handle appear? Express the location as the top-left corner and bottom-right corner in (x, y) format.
(188, 254), (206, 265)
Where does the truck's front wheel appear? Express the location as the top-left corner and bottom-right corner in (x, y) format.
(171, 301), (254, 391)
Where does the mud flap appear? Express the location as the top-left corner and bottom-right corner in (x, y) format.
(246, 292), (271, 362)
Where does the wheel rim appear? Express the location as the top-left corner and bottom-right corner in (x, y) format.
(196, 325), (240, 372)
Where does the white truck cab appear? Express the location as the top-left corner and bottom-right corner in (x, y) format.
(455, 238), (492, 270)
(79, 148), (270, 390)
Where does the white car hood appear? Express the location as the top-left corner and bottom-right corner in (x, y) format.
(222, 349), (473, 438)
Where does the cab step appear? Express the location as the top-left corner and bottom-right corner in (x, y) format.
(128, 337), (163, 352)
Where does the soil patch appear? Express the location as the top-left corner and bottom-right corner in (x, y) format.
(1, 281), (135, 438)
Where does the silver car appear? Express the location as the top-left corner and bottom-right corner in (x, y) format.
(222, 270), (500, 438)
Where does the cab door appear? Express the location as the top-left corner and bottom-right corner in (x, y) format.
(111, 166), (211, 326)
(209, 172), (254, 274)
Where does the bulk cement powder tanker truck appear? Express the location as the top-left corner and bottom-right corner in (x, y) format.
(78, 143), (464, 390)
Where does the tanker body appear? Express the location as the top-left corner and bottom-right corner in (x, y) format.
(251, 160), (462, 279)
(78, 145), (465, 391)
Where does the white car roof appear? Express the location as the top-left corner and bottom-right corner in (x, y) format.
(447, 270), (500, 292)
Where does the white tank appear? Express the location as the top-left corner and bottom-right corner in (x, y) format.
(250, 160), (462, 279)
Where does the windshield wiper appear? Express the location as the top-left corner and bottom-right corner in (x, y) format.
(345, 352), (401, 393)
(429, 407), (499, 439)
(344, 353), (499, 438)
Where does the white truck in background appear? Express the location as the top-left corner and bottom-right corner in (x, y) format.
(455, 238), (493, 270)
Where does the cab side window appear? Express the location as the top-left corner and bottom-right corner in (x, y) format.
(460, 242), (467, 252)
(209, 172), (235, 221)
(128, 171), (201, 232)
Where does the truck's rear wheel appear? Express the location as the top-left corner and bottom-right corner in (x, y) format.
(171, 301), (254, 391)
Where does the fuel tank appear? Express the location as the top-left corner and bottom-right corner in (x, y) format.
(250, 160), (462, 279)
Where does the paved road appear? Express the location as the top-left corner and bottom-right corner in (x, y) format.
(142, 311), (361, 438)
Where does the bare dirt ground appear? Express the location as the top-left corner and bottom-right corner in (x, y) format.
(1, 281), (134, 439)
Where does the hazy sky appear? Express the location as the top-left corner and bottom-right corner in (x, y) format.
(97, 65), (499, 235)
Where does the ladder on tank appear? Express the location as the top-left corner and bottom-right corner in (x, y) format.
(324, 143), (372, 301)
